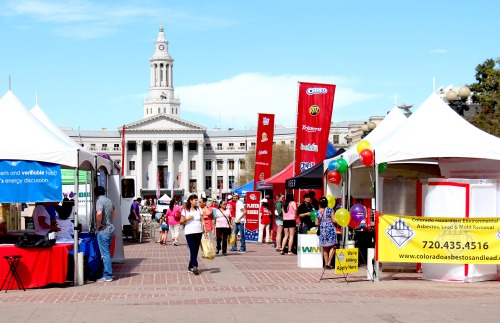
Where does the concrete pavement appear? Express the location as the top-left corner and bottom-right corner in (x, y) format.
(1, 232), (500, 322)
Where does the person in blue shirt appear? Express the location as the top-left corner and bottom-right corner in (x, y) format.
(128, 197), (142, 241)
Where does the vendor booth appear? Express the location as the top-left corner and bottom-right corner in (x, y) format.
(0, 90), (122, 288)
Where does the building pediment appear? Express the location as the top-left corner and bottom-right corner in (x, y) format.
(124, 115), (206, 132)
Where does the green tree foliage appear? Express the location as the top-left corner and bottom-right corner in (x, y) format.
(238, 143), (295, 185)
(467, 57), (500, 137)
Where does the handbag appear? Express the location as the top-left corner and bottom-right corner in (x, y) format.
(316, 211), (323, 236)
(228, 232), (237, 247)
(201, 238), (215, 260)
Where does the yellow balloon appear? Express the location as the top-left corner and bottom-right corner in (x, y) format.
(335, 208), (351, 227)
(326, 195), (336, 208)
(356, 140), (372, 154)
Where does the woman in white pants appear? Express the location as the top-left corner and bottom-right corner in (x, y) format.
(166, 199), (181, 246)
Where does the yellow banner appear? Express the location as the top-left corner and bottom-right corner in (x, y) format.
(335, 248), (358, 274)
(377, 215), (500, 264)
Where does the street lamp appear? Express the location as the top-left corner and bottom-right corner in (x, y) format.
(361, 121), (377, 139)
(444, 86), (471, 116)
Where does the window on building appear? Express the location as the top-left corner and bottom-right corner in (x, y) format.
(159, 143), (167, 151)
(158, 107), (161, 113)
(216, 143), (222, 150)
(240, 159), (246, 170)
(228, 143), (234, 150)
(205, 176), (212, 190)
(189, 142), (197, 151)
(205, 160), (212, 171)
(239, 143), (245, 150)
(114, 144), (120, 151)
(333, 135), (339, 145)
(189, 179), (197, 193)
(174, 142), (182, 151)
(290, 140), (294, 147)
(281, 141), (286, 145)
(217, 176), (223, 189)
(190, 160), (196, 170)
(143, 142), (151, 152)
(101, 144), (108, 151)
(127, 142), (136, 151)
(90, 144), (96, 151)
(229, 160), (235, 170)
(229, 176), (235, 189)
(251, 142), (256, 147)
(217, 160), (223, 170)
(205, 143), (212, 150)
(129, 161), (135, 171)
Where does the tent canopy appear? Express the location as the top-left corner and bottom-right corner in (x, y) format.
(157, 194), (172, 204)
(231, 180), (254, 196)
(375, 93), (500, 163)
(0, 91), (95, 170)
(257, 162), (294, 189)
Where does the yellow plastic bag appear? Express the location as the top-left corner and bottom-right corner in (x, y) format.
(228, 232), (236, 247)
(201, 239), (215, 260)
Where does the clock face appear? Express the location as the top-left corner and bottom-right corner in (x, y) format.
(159, 44), (165, 50)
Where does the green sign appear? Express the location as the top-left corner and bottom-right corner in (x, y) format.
(61, 169), (90, 184)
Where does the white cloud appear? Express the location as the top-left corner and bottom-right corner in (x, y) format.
(176, 73), (378, 129)
(430, 49), (448, 54)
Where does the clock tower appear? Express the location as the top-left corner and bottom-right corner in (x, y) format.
(143, 22), (180, 118)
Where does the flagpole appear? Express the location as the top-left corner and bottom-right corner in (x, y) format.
(120, 125), (125, 176)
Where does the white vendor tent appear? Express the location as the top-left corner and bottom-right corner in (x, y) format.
(158, 194), (172, 203)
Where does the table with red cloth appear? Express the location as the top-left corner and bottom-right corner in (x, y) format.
(0, 244), (72, 290)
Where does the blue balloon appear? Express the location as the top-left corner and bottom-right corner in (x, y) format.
(328, 160), (338, 171)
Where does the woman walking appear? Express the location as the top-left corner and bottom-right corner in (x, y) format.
(214, 200), (233, 255)
(315, 196), (338, 269)
(199, 197), (214, 257)
(166, 199), (181, 246)
(274, 193), (284, 252)
(180, 194), (206, 275)
(158, 209), (169, 245)
(281, 192), (297, 255)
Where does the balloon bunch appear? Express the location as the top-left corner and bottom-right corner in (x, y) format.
(334, 203), (367, 228)
(327, 158), (347, 185)
(357, 140), (374, 167)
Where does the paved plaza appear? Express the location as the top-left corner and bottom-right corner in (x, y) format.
(1, 233), (500, 322)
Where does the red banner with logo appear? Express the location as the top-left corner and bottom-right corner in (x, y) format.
(245, 191), (261, 242)
(254, 113), (275, 190)
(294, 82), (336, 176)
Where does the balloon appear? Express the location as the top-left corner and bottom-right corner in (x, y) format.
(356, 140), (371, 154)
(335, 158), (348, 173)
(310, 210), (317, 222)
(359, 149), (374, 166)
(327, 170), (341, 185)
(348, 218), (361, 229)
(326, 195), (336, 208)
(335, 208), (350, 227)
(350, 204), (366, 223)
(378, 162), (388, 173)
(328, 160), (338, 171)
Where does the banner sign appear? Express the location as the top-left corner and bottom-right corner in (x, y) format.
(377, 214), (500, 264)
(254, 113), (275, 190)
(0, 160), (62, 203)
(294, 82), (336, 177)
(335, 248), (359, 274)
(61, 169), (89, 185)
(245, 191), (261, 242)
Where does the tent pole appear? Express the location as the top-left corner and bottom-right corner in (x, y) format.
(73, 161), (80, 285)
(373, 150), (380, 281)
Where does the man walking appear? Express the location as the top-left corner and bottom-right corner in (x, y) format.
(129, 197), (142, 241)
(95, 186), (116, 282)
(230, 193), (247, 253)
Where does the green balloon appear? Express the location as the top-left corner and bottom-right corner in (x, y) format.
(336, 158), (348, 173)
(378, 162), (388, 173)
(310, 210), (317, 222)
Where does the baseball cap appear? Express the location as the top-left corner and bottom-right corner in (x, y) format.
(227, 194), (233, 200)
(260, 198), (268, 203)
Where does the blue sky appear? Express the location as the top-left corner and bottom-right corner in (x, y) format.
(1, 0), (499, 131)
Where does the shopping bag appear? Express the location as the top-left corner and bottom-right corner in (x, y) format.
(201, 239), (215, 260)
(228, 232), (236, 247)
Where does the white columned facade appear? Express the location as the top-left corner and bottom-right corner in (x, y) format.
(152, 140), (158, 190)
(223, 159), (229, 192)
(182, 140), (189, 193)
(234, 158), (240, 188)
(136, 140), (143, 197)
(122, 140), (128, 175)
(211, 159), (216, 197)
(197, 140), (204, 195)
(167, 140), (174, 189)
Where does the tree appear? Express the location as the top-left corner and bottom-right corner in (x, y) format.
(467, 57), (500, 137)
(238, 143), (295, 185)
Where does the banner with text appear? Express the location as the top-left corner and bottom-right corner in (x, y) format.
(245, 191), (261, 242)
(376, 214), (500, 264)
(254, 113), (275, 190)
(0, 160), (62, 203)
(294, 82), (336, 177)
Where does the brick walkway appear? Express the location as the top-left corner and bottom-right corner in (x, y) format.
(1, 233), (500, 322)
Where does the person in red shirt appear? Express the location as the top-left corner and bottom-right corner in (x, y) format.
(226, 194), (236, 219)
(258, 199), (271, 243)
